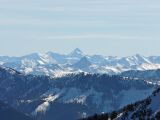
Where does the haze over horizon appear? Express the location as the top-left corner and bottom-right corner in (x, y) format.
(0, 0), (160, 56)
(0, 47), (159, 58)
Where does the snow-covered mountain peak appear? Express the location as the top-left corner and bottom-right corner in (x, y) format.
(133, 53), (143, 58)
(68, 48), (84, 58)
(77, 57), (91, 65)
(73, 48), (83, 54)
(72, 57), (92, 69)
(80, 57), (90, 62)
(132, 54), (151, 64)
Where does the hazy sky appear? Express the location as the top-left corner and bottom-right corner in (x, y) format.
(0, 0), (160, 56)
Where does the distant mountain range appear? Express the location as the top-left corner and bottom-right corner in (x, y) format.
(1, 48), (160, 77)
(0, 66), (158, 120)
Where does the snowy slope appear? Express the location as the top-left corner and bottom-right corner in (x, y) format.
(115, 88), (160, 120)
(82, 88), (160, 120)
(83, 88), (160, 120)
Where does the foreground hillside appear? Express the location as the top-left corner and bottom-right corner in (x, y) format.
(0, 66), (156, 120)
(0, 101), (34, 120)
(82, 88), (160, 120)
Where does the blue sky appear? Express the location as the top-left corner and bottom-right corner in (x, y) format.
(0, 0), (160, 56)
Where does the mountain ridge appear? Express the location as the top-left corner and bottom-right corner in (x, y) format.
(0, 66), (157, 120)
(1, 48), (160, 77)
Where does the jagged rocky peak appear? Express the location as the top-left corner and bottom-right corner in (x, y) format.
(68, 48), (84, 58)
(73, 57), (92, 69)
(132, 54), (151, 63)
(73, 48), (83, 54)
(79, 57), (91, 63)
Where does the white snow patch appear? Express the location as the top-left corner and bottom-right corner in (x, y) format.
(35, 101), (50, 113)
(35, 94), (59, 114)
(24, 67), (33, 74)
(139, 63), (160, 70)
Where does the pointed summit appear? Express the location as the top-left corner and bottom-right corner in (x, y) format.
(133, 54), (144, 59)
(73, 48), (83, 54)
(132, 54), (151, 64)
(72, 57), (91, 69)
(68, 48), (84, 58)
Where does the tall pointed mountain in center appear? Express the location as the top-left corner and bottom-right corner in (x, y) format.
(68, 48), (84, 58)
